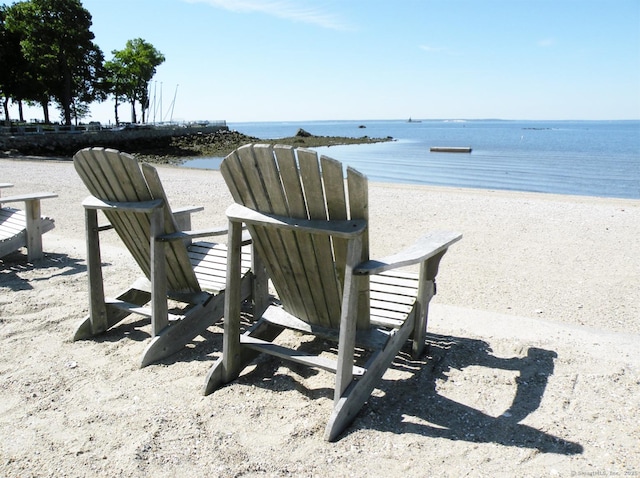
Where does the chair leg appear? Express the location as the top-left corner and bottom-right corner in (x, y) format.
(141, 293), (225, 368)
(412, 250), (446, 358)
(24, 198), (43, 262)
(325, 315), (415, 441)
(203, 219), (245, 395)
(84, 208), (108, 335)
(140, 271), (253, 367)
(73, 284), (152, 340)
(150, 208), (169, 336)
(202, 314), (284, 395)
(74, 207), (153, 341)
(334, 236), (363, 402)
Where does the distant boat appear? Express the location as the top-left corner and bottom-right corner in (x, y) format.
(430, 146), (472, 153)
(407, 117), (422, 123)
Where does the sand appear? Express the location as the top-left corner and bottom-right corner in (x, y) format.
(1, 157), (639, 477)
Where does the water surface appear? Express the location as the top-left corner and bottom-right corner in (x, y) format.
(182, 120), (640, 199)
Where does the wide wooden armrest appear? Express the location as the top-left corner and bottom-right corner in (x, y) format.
(172, 205), (205, 231)
(226, 203), (367, 238)
(172, 205), (204, 217)
(0, 192), (57, 203)
(158, 225), (252, 245)
(158, 225), (231, 242)
(354, 230), (462, 275)
(82, 195), (163, 213)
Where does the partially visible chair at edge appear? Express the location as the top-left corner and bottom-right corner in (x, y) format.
(0, 182), (57, 262)
(203, 144), (462, 441)
(72, 147), (268, 367)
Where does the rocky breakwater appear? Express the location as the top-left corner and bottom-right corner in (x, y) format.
(1, 125), (393, 163)
(147, 127), (393, 163)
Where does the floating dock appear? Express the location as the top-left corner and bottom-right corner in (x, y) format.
(430, 146), (472, 153)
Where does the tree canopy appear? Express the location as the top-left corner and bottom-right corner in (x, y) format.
(0, 0), (164, 126)
(2, 0), (105, 125)
(106, 38), (165, 125)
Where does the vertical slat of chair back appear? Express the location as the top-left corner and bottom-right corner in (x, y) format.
(73, 148), (200, 293)
(141, 164), (201, 292)
(221, 144), (370, 330)
(346, 167), (371, 329)
(318, 155), (349, 299)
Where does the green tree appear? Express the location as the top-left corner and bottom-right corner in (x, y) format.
(0, 4), (36, 124)
(0, 5), (17, 123)
(109, 38), (165, 124)
(104, 58), (127, 126)
(4, 0), (105, 125)
(61, 41), (106, 125)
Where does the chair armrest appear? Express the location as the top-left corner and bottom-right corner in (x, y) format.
(226, 203), (367, 238)
(82, 195), (163, 213)
(172, 205), (204, 230)
(0, 192), (57, 204)
(172, 205), (204, 223)
(172, 205), (204, 216)
(354, 230), (462, 275)
(158, 225), (231, 242)
(158, 225), (252, 245)
(0, 183), (14, 190)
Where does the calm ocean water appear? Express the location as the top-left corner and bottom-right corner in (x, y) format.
(182, 120), (640, 199)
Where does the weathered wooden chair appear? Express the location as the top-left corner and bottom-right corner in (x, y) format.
(72, 147), (267, 367)
(0, 183), (57, 262)
(203, 144), (462, 440)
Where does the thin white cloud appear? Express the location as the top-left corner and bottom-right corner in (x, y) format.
(183, 0), (352, 30)
(419, 44), (459, 55)
(420, 45), (447, 53)
(537, 38), (555, 47)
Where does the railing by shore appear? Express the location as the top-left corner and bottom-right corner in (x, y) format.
(0, 120), (227, 136)
(0, 121), (229, 157)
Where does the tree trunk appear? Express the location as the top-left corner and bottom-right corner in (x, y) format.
(2, 97), (10, 125)
(62, 100), (72, 125)
(62, 66), (73, 125)
(141, 95), (147, 124)
(130, 100), (137, 124)
(41, 99), (50, 124)
(114, 95), (120, 126)
(18, 100), (24, 122)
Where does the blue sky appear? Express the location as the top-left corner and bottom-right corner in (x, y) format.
(8, 0), (640, 123)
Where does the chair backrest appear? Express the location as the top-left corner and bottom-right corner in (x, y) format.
(222, 144), (370, 330)
(73, 147), (200, 293)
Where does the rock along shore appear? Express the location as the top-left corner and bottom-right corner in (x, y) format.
(140, 129), (393, 164)
(1, 126), (393, 164)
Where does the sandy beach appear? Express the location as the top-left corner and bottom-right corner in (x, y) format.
(1, 156), (639, 477)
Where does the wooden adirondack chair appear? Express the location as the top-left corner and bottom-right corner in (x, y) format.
(72, 147), (267, 367)
(203, 144), (462, 441)
(0, 183), (57, 262)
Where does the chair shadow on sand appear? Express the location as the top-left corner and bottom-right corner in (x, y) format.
(234, 330), (583, 454)
(0, 251), (86, 291)
(359, 333), (584, 454)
